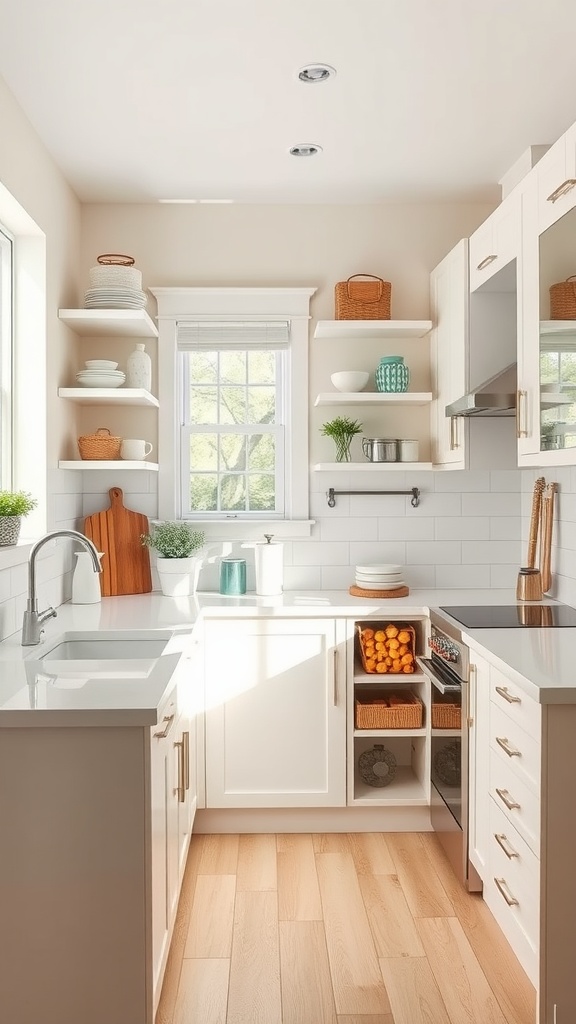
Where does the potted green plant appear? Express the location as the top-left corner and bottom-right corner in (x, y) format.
(141, 522), (205, 596)
(0, 490), (38, 546)
(320, 415), (363, 462)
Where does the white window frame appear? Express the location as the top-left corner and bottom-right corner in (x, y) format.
(0, 224), (13, 489)
(152, 287), (316, 539)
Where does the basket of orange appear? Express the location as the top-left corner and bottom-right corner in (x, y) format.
(357, 623), (415, 674)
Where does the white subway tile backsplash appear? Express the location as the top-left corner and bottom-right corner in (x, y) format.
(0, 598), (17, 642)
(283, 565), (322, 590)
(436, 564), (491, 589)
(321, 565), (355, 589)
(406, 541), (461, 565)
(410, 493), (462, 517)
(292, 541), (350, 566)
(350, 541), (407, 565)
(556, 519), (576, 551)
(490, 517), (522, 540)
(349, 494), (406, 517)
(489, 470), (522, 492)
(379, 517), (435, 541)
(435, 517), (489, 541)
(310, 491), (350, 517)
(404, 565), (437, 588)
(53, 492), (83, 523)
(320, 517), (379, 542)
(462, 540), (522, 564)
(490, 564), (521, 588)
(434, 471), (490, 492)
(462, 492), (519, 517)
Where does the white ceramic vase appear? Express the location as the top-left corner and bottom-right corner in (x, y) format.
(126, 343), (152, 391)
(72, 550), (104, 604)
(156, 555), (202, 597)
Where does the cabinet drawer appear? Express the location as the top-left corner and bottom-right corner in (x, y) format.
(484, 797), (539, 983)
(490, 701), (540, 793)
(489, 747), (540, 857)
(489, 667), (541, 742)
(469, 192), (521, 291)
(537, 128), (576, 233)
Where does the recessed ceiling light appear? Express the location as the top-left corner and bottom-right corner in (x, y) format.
(297, 63), (336, 83)
(289, 144), (323, 157)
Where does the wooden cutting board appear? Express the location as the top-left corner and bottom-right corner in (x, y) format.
(83, 487), (152, 597)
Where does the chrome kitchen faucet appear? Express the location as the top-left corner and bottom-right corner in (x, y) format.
(21, 529), (102, 646)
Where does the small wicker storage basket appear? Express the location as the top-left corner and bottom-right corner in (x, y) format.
(335, 274), (391, 320)
(77, 427), (122, 461)
(431, 700), (461, 729)
(355, 689), (423, 729)
(550, 276), (576, 319)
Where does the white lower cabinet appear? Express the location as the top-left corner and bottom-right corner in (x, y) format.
(468, 651), (490, 879)
(203, 617), (346, 807)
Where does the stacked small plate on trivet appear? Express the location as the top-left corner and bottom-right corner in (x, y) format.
(354, 564), (406, 592)
(84, 254), (147, 309)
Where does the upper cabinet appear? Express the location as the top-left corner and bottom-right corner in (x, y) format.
(429, 239), (469, 468)
(535, 123), (576, 234)
(468, 190), (522, 292)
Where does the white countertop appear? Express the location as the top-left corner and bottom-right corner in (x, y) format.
(0, 588), (573, 723)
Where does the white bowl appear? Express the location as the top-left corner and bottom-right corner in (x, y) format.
(356, 563), (403, 574)
(331, 371), (369, 393)
(76, 375), (125, 388)
(356, 572), (403, 583)
(84, 359), (119, 370)
(354, 580), (405, 591)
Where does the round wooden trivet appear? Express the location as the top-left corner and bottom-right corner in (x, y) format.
(349, 584), (410, 599)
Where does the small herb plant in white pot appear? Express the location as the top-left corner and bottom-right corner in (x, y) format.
(0, 490), (38, 546)
(141, 522), (205, 597)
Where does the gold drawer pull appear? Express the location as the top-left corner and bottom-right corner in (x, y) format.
(547, 178), (576, 203)
(477, 254), (498, 271)
(516, 389), (528, 439)
(175, 739), (185, 803)
(153, 713), (175, 738)
(183, 730), (190, 790)
(496, 736), (521, 758)
(494, 876), (519, 906)
(494, 833), (519, 860)
(495, 685), (521, 704)
(449, 415), (460, 451)
(495, 787), (521, 810)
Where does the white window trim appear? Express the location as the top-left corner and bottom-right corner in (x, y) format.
(151, 287), (316, 539)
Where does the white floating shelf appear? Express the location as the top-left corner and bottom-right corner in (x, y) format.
(314, 462), (433, 472)
(58, 308), (158, 338)
(59, 461), (159, 471)
(58, 387), (159, 407)
(314, 319), (433, 340)
(315, 392), (432, 407)
(540, 320), (576, 336)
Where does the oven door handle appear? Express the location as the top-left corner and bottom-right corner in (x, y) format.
(417, 657), (462, 694)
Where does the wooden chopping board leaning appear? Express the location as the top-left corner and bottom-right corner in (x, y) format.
(83, 487), (152, 596)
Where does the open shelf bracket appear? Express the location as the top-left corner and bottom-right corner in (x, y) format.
(327, 486), (420, 509)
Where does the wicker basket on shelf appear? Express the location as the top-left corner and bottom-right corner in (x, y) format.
(431, 700), (461, 729)
(355, 689), (423, 729)
(334, 275), (391, 320)
(77, 427), (121, 461)
(550, 276), (576, 319)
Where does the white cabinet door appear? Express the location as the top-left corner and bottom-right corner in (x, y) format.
(149, 691), (178, 1003)
(469, 191), (522, 292)
(468, 653), (491, 880)
(204, 618), (346, 807)
(430, 238), (468, 468)
(537, 123), (576, 234)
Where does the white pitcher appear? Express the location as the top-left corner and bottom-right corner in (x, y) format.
(72, 550), (104, 604)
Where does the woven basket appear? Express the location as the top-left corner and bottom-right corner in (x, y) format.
(431, 702), (461, 729)
(357, 623), (416, 674)
(335, 274), (391, 320)
(550, 276), (576, 319)
(355, 689), (423, 729)
(77, 427), (122, 461)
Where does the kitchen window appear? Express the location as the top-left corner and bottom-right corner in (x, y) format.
(0, 224), (13, 489)
(153, 287), (316, 537)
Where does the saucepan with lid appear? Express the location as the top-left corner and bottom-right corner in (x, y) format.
(361, 437), (397, 462)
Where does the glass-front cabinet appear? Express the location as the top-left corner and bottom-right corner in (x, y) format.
(518, 167), (576, 465)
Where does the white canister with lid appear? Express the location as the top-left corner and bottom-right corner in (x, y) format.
(255, 534), (284, 596)
(398, 439), (419, 462)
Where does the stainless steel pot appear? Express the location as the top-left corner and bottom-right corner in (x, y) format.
(361, 437), (397, 462)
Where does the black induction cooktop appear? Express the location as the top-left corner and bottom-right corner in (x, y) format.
(439, 604), (576, 629)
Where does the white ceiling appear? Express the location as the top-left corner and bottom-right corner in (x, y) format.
(2, 0), (576, 204)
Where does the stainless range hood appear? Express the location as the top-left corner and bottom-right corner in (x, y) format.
(445, 363), (517, 417)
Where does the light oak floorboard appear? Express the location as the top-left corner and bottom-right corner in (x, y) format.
(313, 833), (352, 853)
(277, 833), (323, 921)
(198, 833), (239, 875)
(279, 920), (337, 1024)
(156, 835), (204, 1024)
(417, 916), (508, 1024)
(237, 833), (277, 891)
(173, 959), (229, 1024)
(379, 956), (451, 1024)
(417, 834), (535, 1024)
(348, 832), (396, 876)
(337, 1017), (394, 1024)
(183, 874), (236, 958)
(227, 890), (282, 1024)
(359, 873), (426, 958)
(386, 832), (454, 918)
(316, 852), (391, 1016)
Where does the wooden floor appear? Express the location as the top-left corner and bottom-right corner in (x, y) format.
(156, 831), (536, 1024)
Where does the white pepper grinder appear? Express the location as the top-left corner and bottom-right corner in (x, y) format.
(126, 343), (152, 391)
(255, 533), (283, 596)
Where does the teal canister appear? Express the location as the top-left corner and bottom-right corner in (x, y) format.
(219, 557), (247, 595)
(375, 355), (410, 393)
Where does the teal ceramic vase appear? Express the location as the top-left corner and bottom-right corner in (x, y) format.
(375, 356), (410, 393)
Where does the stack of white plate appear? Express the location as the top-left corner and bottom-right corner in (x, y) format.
(76, 363), (126, 388)
(84, 287), (147, 309)
(355, 563), (405, 591)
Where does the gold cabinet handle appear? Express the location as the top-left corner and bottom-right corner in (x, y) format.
(516, 389), (528, 438)
(495, 685), (521, 705)
(333, 648), (338, 706)
(547, 178), (576, 203)
(183, 730), (190, 790)
(449, 415), (460, 451)
(495, 787), (521, 810)
(477, 254), (498, 271)
(496, 735), (522, 758)
(175, 739), (185, 803)
(153, 713), (175, 739)
(494, 832), (520, 859)
(494, 876), (519, 906)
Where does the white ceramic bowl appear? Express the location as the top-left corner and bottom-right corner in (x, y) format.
(356, 572), (403, 583)
(331, 370), (369, 393)
(354, 580), (405, 591)
(356, 563), (403, 574)
(84, 359), (119, 370)
(75, 375), (125, 388)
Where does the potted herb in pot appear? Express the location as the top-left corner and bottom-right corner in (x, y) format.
(141, 522), (205, 597)
(320, 415), (363, 462)
(0, 490), (38, 546)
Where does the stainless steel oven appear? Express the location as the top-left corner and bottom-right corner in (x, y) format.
(419, 610), (482, 892)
